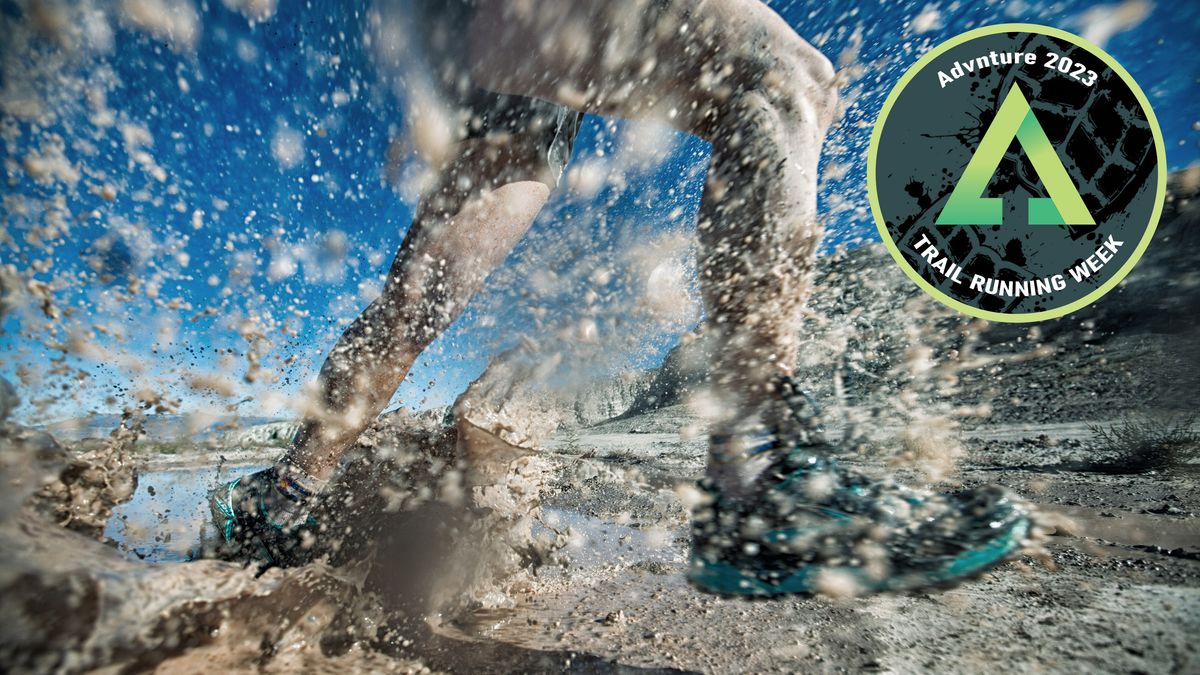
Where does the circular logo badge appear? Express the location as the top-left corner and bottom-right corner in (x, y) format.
(868, 23), (1166, 322)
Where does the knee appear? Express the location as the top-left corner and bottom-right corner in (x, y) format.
(706, 38), (837, 153)
(737, 33), (838, 137)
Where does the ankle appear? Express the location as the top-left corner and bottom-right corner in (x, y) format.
(705, 434), (775, 500)
(273, 460), (329, 501)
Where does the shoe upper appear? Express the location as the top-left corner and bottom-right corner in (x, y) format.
(207, 467), (319, 568)
(692, 450), (1031, 593)
(691, 378), (1031, 594)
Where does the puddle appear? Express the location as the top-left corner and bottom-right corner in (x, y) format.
(105, 462), (686, 567)
(540, 507), (687, 570)
(1044, 504), (1200, 550)
(105, 463), (266, 562)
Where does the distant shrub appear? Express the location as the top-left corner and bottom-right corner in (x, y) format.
(1087, 415), (1200, 473)
(561, 425), (582, 455)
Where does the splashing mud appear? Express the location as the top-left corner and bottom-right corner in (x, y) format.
(0, 403), (569, 672)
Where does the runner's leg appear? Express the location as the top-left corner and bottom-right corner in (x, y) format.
(466, 0), (838, 494)
(284, 134), (557, 481)
(461, 2), (1030, 597)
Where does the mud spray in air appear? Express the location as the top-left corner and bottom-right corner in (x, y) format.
(2, 0), (1200, 672)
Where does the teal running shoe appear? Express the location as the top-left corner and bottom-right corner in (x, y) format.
(689, 380), (1031, 596)
(207, 467), (320, 568)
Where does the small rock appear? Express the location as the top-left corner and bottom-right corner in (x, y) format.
(601, 610), (625, 626)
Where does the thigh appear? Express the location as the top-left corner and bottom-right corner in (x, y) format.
(465, 0), (822, 137)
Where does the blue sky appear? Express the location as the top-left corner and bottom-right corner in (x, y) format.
(1, 0), (1196, 424)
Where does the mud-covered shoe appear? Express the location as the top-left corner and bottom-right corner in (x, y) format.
(207, 466), (321, 567)
(687, 452), (1031, 596)
(690, 377), (1030, 596)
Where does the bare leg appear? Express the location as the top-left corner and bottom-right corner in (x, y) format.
(467, 0), (838, 494)
(284, 135), (556, 481)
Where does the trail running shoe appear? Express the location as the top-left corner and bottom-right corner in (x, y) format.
(688, 380), (1031, 596)
(207, 467), (320, 568)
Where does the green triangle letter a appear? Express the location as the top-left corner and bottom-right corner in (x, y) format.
(936, 84), (1095, 226)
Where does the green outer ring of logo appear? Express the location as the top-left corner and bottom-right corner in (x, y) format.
(866, 23), (1167, 323)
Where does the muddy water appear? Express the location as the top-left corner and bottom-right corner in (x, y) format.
(88, 457), (691, 672)
(1, 414), (567, 672)
(1046, 505), (1200, 551)
(104, 460), (683, 575)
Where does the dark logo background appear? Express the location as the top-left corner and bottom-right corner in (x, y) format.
(870, 25), (1164, 320)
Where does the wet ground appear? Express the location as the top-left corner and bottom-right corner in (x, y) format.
(539, 427), (1199, 673)
(79, 417), (1200, 674)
